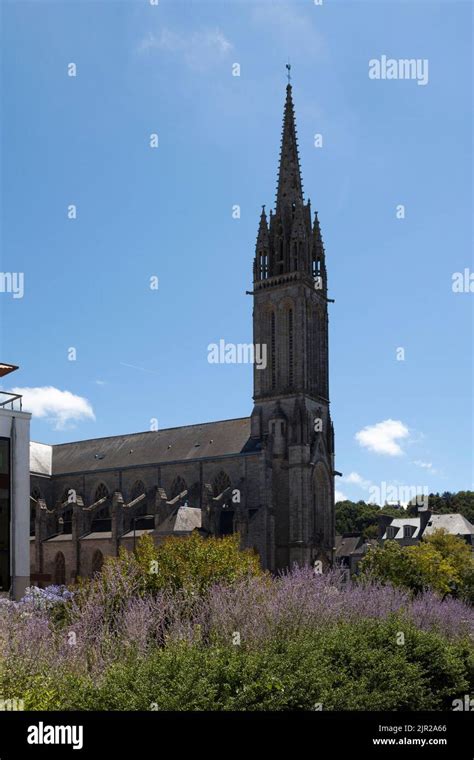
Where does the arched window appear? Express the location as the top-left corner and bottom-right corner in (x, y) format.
(187, 482), (201, 507)
(60, 506), (73, 535)
(94, 483), (109, 503)
(313, 306), (320, 394)
(91, 549), (104, 576)
(212, 471), (234, 536)
(170, 476), (187, 500)
(313, 464), (332, 554)
(288, 307), (294, 388)
(54, 552), (66, 585)
(129, 480), (147, 519)
(271, 311), (276, 390)
(30, 488), (41, 536)
(130, 480), (145, 501)
(92, 483), (110, 531)
(306, 304), (313, 392)
(212, 471), (232, 498)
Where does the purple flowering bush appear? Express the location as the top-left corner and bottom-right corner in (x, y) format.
(20, 585), (74, 610)
(0, 559), (472, 710)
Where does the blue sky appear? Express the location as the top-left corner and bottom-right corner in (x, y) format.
(1, 0), (472, 503)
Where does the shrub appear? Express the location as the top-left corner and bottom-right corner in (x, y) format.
(134, 532), (263, 594)
(17, 618), (471, 711)
(1, 564), (472, 711)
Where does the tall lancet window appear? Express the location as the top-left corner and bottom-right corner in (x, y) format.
(316, 306), (326, 397)
(288, 308), (294, 388)
(306, 303), (313, 392)
(271, 311), (276, 390)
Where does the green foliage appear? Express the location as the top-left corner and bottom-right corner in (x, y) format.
(72, 533), (263, 617)
(406, 491), (474, 524)
(405, 542), (461, 597)
(337, 491), (474, 540)
(11, 618), (471, 711)
(424, 530), (474, 603)
(335, 500), (404, 539)
(360, 540), (422, 591)
(134, 532), (263, 594)
(359, 531), (474, 599)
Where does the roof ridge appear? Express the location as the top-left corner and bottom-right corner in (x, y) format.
(47, 417), (251, 449)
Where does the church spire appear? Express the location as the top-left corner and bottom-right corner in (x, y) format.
(276, 84), (304, 210)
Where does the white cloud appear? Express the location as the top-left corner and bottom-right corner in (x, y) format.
(355, 419), (409, 456)
(335, 489), (347, 503)
(344, 471), (373, 490)
(12, 386), (95, 430)
(137, 27), (233, 70)
(95, 379), (106, 386)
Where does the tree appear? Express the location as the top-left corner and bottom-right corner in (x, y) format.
(423, 529), (474, 602)
(134, 532), (263, 594)
(336, 500), (411, 540)
(359, 541), (420, 591)
(405, 542), (461, 597)
(359, 531), (473, 599)
(406, 491), (474, 523)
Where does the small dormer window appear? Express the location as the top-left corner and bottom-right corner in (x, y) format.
(387, 526), (397, 539)
(403, 525), (414, 538)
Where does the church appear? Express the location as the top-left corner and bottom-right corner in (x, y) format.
(29, 82), (336, 584)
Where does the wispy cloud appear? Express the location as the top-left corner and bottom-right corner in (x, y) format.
(413, 460), (436, 474)
(119, 362), (160, 375)
(12, 386), (95, 430)
(137, 27), (233, 70)
(335, 489), (347, 503)
(355, 419), (409, 456)
(251, 3), (325, 57)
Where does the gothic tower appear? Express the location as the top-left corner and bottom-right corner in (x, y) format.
(251, 82), (335, 571)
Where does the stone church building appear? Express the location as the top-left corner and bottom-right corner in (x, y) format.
(29, 83), (336, 584)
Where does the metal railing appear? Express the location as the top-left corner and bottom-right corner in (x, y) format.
(0, 392), (22, 411)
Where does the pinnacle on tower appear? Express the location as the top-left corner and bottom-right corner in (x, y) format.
(256, 205), (269, 246)
(276, 84), (304, 210)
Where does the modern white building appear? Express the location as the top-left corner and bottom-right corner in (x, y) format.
(0, 363), (31, 600)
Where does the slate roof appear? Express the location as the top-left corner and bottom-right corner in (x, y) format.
(382, 518), (421, 540)
(157, 506), (201, 535)
(46, 417), (257, 475)
(423, 513), (474, 537)
(335, 534), (364, 557)
(382, 513), (474, 540)
(30, 441), (52, 476)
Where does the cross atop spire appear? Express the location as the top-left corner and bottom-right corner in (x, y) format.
(286, 61), (291, 84)
(276, 80), (304, 210)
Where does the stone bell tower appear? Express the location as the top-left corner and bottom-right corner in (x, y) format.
(250, 80), (335, 571)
